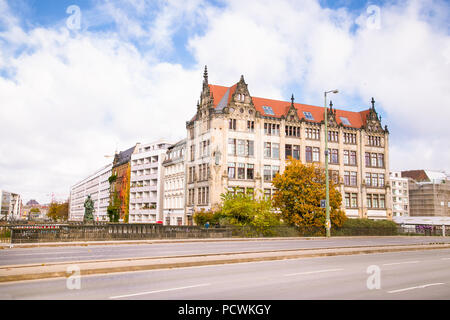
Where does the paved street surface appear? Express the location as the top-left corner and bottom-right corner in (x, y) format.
(1, 236), (449, 266)
(1, 248), (449, 299)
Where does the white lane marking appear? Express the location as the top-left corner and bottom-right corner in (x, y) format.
(3, 252), (80, 256)
(382, 261), (420, 266)
(284, 268), (344, 276)
(388, 283), (445, 294)
(109, 283), (211, 299)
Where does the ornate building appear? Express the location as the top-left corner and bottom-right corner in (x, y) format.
(185, 67), (392, 221)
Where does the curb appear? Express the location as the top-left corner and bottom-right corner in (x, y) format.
(1, 243), (450, 283)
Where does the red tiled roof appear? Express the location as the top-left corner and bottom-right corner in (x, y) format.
(209, 84), (369, 129)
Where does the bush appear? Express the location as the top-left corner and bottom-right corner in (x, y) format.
(332, 218), (398, 236)
(193, 209), (221, 226)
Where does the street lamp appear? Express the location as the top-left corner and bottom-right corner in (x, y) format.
(324, 89), (339, 237)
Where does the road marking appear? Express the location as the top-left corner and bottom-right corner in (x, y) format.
(284, 268), (344, 276)
(382, 261), (420, 266)
(441, 258), (450, 260)
(3, 252), (80, 256)
(388, 283), (445, 294)
(109, 283), (211, 299)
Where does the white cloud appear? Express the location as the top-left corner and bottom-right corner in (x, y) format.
(0, 0), (449, 204)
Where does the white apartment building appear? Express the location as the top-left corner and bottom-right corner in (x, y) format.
(390, 171), (409, 217)
(129, 140), (172, 223)
(0, 190), (21, 221)
(69, 163), (112, 222)
(162, 139), (187, 226)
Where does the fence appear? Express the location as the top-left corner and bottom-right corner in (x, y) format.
(0, 226), (10, 243)
(9, 224), (232, 244)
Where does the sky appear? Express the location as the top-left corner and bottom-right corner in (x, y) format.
(0, 0), (449, 204)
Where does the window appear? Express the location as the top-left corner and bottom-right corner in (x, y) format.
(272, 143), (280, 159)
(367, 195), (372, 208)
(229, 139), (254, 157)
(328, 131), (339, 142)
(303, 112), (314, 120)
(285, 144), (292, 158)
(312, 147), (320, 162)
(293, 145), (300, 160)
(344, 132), (356, 144)
(272, 166), (280, 180)
(285, 126), (301, 137)
(345, 193), (358, 208)
(306, 128), (320, 140)
(368, 136), (381, 146)
(247, 121), (254, 132)
(228, 139), (236, 155)
(345, 193), (350, 207)
(264, 142), (279, 159)
(262, 106), (275, 116)
(350, 172), (357, 186)
(340, 117), (351, 126)
(330, 149), (339, 164)
(264, 142), (271, 158)
(237, 139), (246, 156)
(329, 170), (339, 184)
(264, 123), (280, 135)
(351, 194), (358, 208)
(237, 163), (245, 179)
(229, 119), (237, 130)
(264, 165), (272, 181)
(228, 163), (236, 179)
(247, 164), (254, 180)
(350, 151), (356, 165)
(306, 146), (312, 162)
(365, 152), (385, 168)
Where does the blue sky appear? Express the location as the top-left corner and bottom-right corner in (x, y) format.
(0, 0), (449, 203)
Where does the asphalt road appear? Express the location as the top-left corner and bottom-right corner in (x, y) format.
(1, 248), (449, 299)
(1, 236), (450, 266)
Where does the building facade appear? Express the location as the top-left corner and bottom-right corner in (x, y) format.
(129, 140), (172, 223)
(402, 170), (449, 217)
(109, 145), (137, 222)
(390, 171), (409, 217)
(69, 163), (112, 222)
(162, 139), (187, 226)
(185, 68), (392, 221)
(0, 190), (21, 221)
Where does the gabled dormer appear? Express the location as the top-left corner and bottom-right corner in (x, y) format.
(326, 100), (339, 128)
(364, 97), (386, 133)
(223, 75), (256, 118)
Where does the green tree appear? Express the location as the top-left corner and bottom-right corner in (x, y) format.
(217, 190), (281, 234)
(272, 159), (347, 235)
(193, 208), (219, 226)
(47, 201), (69, 222)
(28, 207), (41, 220)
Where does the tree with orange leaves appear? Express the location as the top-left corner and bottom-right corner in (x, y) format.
(272, 159), (347, 235)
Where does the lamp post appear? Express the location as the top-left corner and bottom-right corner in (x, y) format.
(324, 89), (339, 237)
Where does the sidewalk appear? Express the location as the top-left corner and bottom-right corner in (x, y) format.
(1, 242), (450, 283)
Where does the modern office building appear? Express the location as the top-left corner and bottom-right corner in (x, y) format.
(128, 140), (172, 223)
(162, 139), (187, 225)
(185, 67), (392, 221)
(402, 170), (449, 217)
(69, 163), (112, 222)
(390, 171), (409, 217)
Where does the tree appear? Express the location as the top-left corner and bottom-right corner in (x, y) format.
(217, 190), (281, 234)
(272, 159), (347, 235)
(193, 208), (219, 226)
(47, 201), (69, 222)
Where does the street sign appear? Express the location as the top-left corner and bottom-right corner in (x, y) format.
(325, 220), (331, 230)
(320, 200), (326, 208)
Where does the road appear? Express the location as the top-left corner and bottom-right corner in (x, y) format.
(1, 236), (449, 266)
(1, 248), (449, 299)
